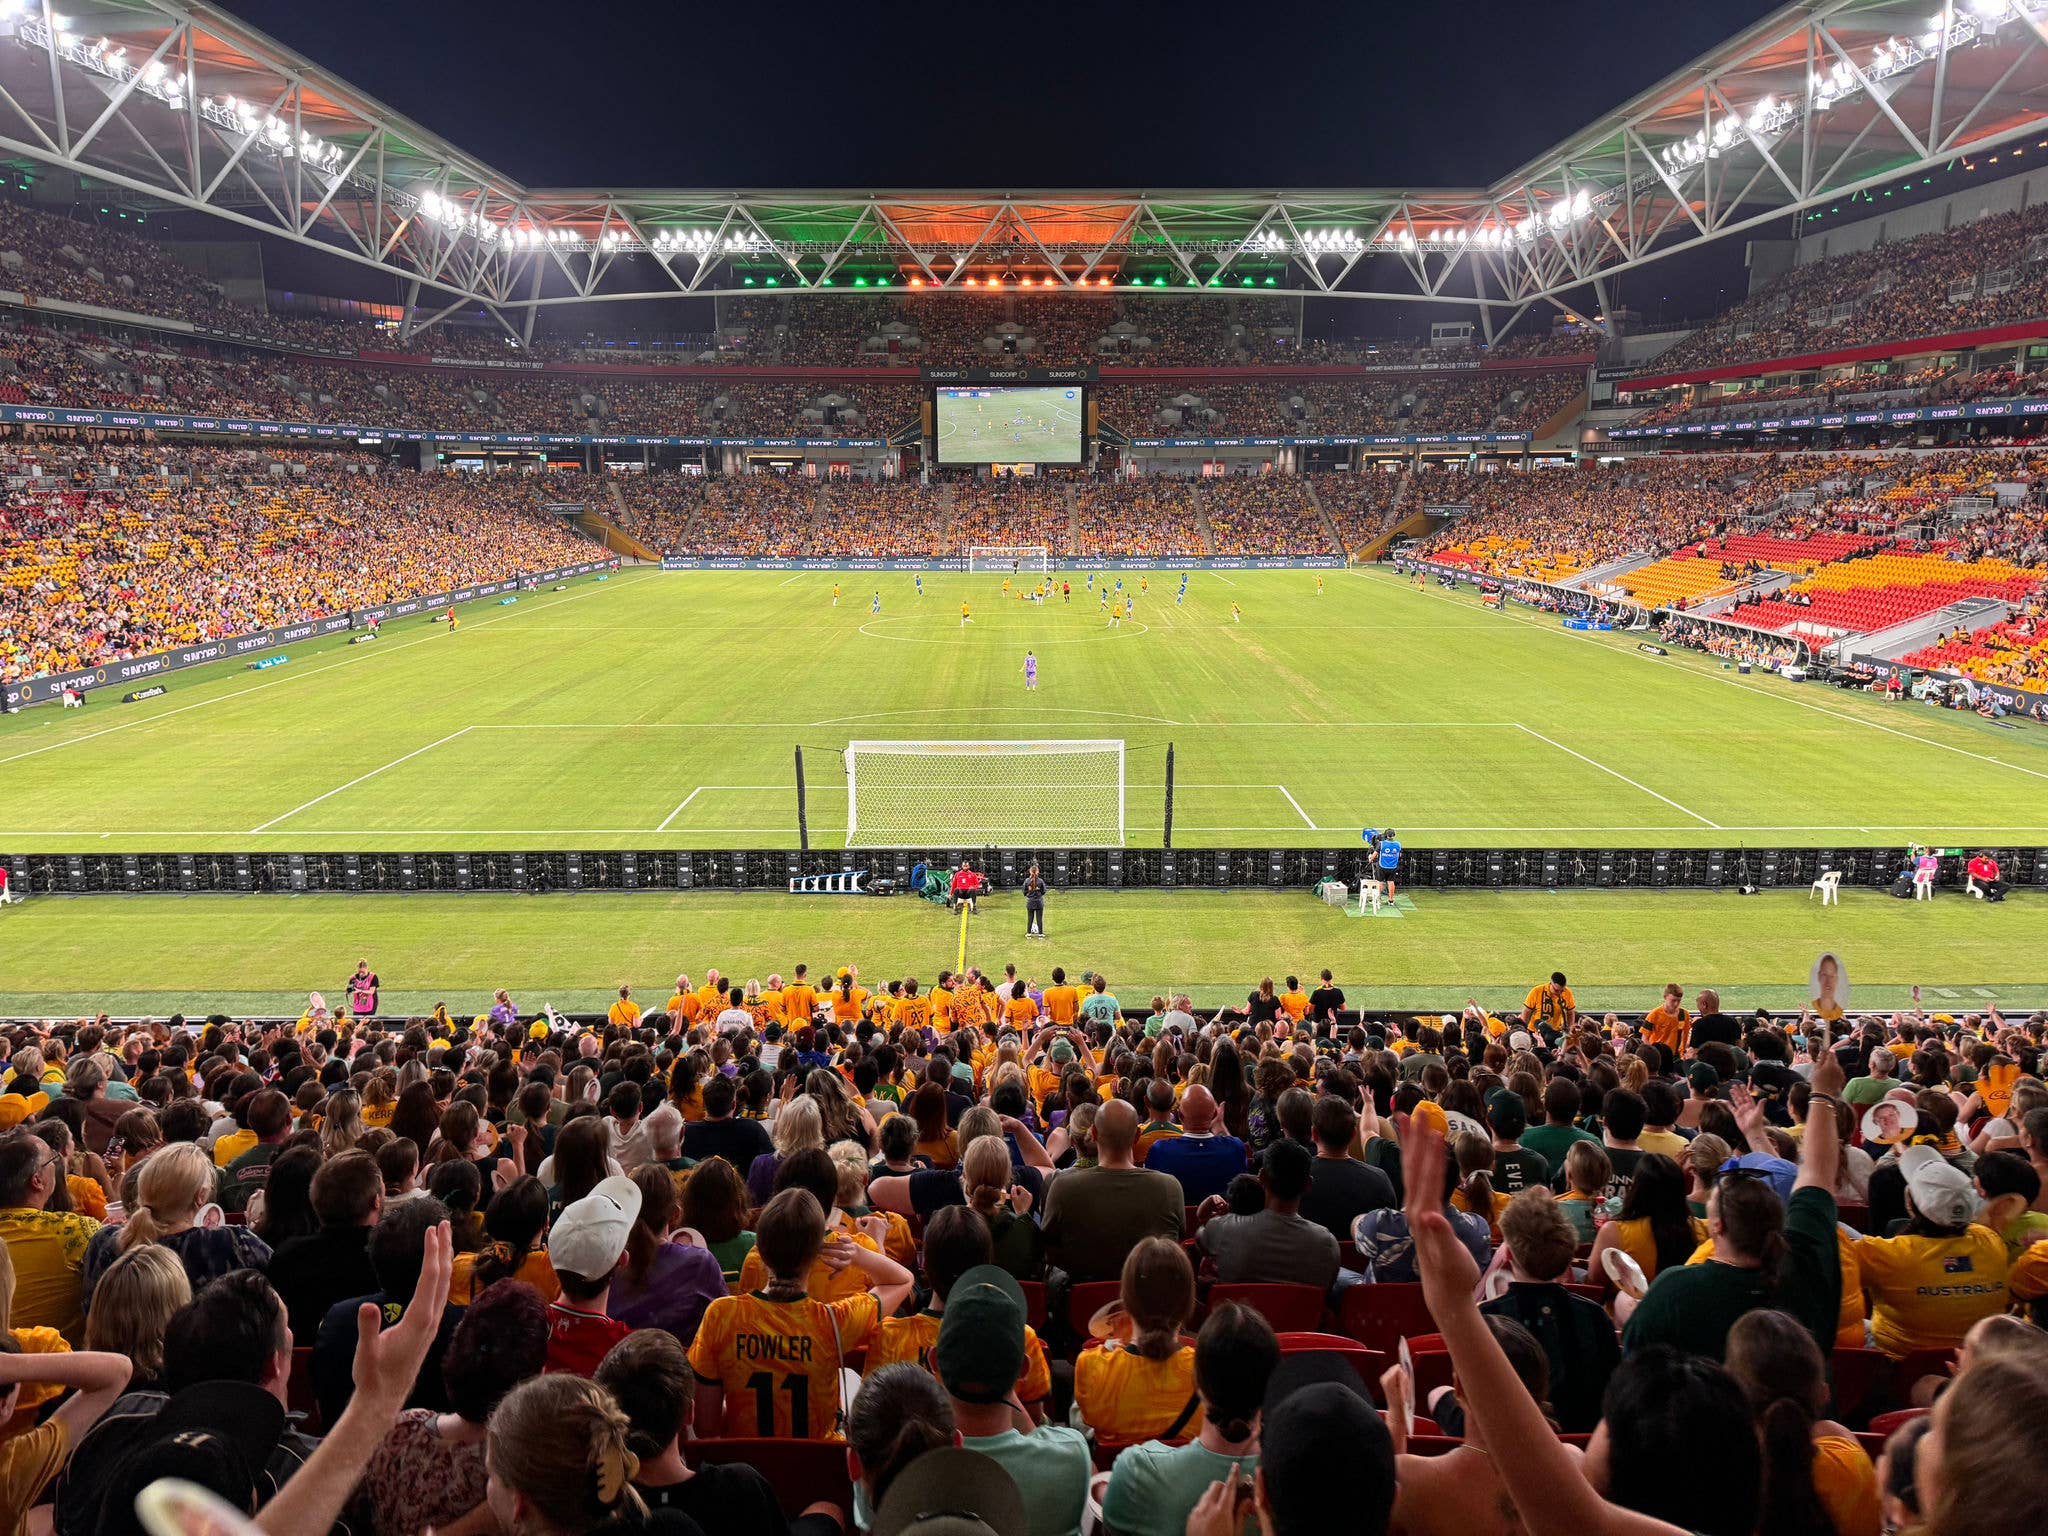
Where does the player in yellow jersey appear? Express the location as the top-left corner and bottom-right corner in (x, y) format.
(961, 601), (972, 628)
(1140, 575), (1149, 595)
(863, 1208), (1051, 1414)
(832, 583), (840, 607)
(1231, 602), (1242, 623)
(1001, 577), (1011, 597)
(689, 1189), (912, 1439)
(1073, 1237), (1202, 1448)
(1316, 573), (1325, 596)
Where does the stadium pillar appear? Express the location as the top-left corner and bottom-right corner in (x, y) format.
(794, 746), (811, 852)
(1162, 742), (1176, 849)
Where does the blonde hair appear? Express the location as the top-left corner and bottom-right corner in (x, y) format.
(771, 1096), (824, 1159)
(320, 1090), (364, 1158)
(120, 1141), (214, 1253)
(486, 1374), (647, 1533)
(1928, 1354), (2048, 1536)
(85, 1244), (191, 1377)
(962, 1136), (1012, 1218)
(829, 1139), (870, 1207)
(1563, 1140), (1612, 1197)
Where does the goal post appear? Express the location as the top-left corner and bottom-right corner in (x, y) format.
(844, 739), (1125, 846)
(966, 545), (1050, 573)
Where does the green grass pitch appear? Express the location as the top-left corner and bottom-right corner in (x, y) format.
(8, 564), (2048, 1014)
(6, 565), (2048, 853)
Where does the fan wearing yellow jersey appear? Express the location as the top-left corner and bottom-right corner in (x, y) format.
(1073, 1237), (1203, 1449)
(690, 1189), (913, 1439)
(863, 1208), (1051, 1414)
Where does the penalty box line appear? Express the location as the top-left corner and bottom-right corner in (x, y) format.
(248, 727), (475, 833)
(1513, 723), (1721, 829)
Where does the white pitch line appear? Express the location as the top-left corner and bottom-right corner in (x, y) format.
(1514, 723), (1723, 828)
(1275, 784), (1318, 829)
(249, 727), (474, 832)
(1210, 573), (1239, 587)
(775, 573), (806, 587)
(0, 571), (655, 768)
(1363, 568), (2048, 786)
(655, 787), (705, 832)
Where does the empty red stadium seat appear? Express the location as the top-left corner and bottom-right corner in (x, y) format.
(1209, 1282), (1328, 1332)
(1339, 1282), (1438, 1356)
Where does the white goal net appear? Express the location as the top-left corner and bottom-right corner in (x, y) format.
(845, 739), (1125, 846)
(967, 545), (1050, 573)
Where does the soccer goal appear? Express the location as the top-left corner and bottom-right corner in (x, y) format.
(966, 545), (1051, 574)
(844, 739), (1124, 846)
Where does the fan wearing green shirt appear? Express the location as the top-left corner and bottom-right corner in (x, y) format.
(1520, 1080), (1599, 1190)
(1620, 1039), (1847, 1362)
(1102, 1302), (1276, 1536)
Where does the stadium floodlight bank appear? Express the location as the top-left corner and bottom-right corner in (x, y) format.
(844, 739), (1125, 846)
(966, 546), (1051, 574)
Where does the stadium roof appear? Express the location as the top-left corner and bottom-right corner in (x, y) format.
(2, 0), (2047, 341)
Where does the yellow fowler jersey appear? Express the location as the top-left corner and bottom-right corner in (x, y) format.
(895, 994), (931, 1032)
(953, 989), (991, 1030)
(1277, 990), (1310, 1021)
(1854, 1226), (2011, 1356)
(830, 988), (866, 1023)
(929, 986), (954, 1030)
(1073, 1343), (1201, 1448)
(1523, 984), (1575, 1030)
(863, 1310), (1052, 1403)
(688, 1290), (881, 1439)
(754, 991), (782, 1026)
(783, 985), (818, 1025)
(1042, 986), (1081, 1025)
(1004, 995), (1040, 1031)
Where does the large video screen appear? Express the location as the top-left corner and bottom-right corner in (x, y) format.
(936, 385), (1085, 465)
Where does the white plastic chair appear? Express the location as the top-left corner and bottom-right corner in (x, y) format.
(1966, 875), (1985, 900)
(1913, 867), (1935, 901)
(1810, 870), (1841, 906)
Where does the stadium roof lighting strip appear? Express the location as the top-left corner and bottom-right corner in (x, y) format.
(0, 1), (2042, 343)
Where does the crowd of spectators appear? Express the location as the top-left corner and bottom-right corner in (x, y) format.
(1096, 369), (1584, 438)
(1201, 477), (1336, 556)
(1421, 458), (1776, 581)
(0, 445), (595, 682)
(1073, 478), (1207, 556)
(0, 974), (2041, 1535)
(1644, 199), (2048, 376)
(1307, 469), (1411, 551)
(811, 481), (950, 558)
(946, 475), (1077, 555)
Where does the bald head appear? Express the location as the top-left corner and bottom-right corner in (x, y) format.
(1179, 1085), (1217, 1134)
(1096, 1099), (1139, 1162)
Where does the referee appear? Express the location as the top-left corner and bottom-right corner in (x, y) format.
(1024, 863), (1048, 937)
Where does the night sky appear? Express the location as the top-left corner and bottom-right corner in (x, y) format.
(225, 0), (1783, 191)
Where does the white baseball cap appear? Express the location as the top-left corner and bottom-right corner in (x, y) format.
(1899, 1145), (1978, 1230)
(549, 1174), (643, 1279)
(1507, 1031), (1533, 1053)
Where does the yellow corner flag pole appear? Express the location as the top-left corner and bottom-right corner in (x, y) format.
(956, 897), (970, 977)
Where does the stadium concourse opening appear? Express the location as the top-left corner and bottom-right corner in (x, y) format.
(9, 4), (2048, 1535)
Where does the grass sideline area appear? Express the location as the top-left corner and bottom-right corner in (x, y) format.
(1, 887), (2042, 1018)
(5, 565), (2048, 853)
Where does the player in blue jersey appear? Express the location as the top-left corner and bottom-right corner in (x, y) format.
(915, 574), (923, 598)
(872, 591), (881, 614)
